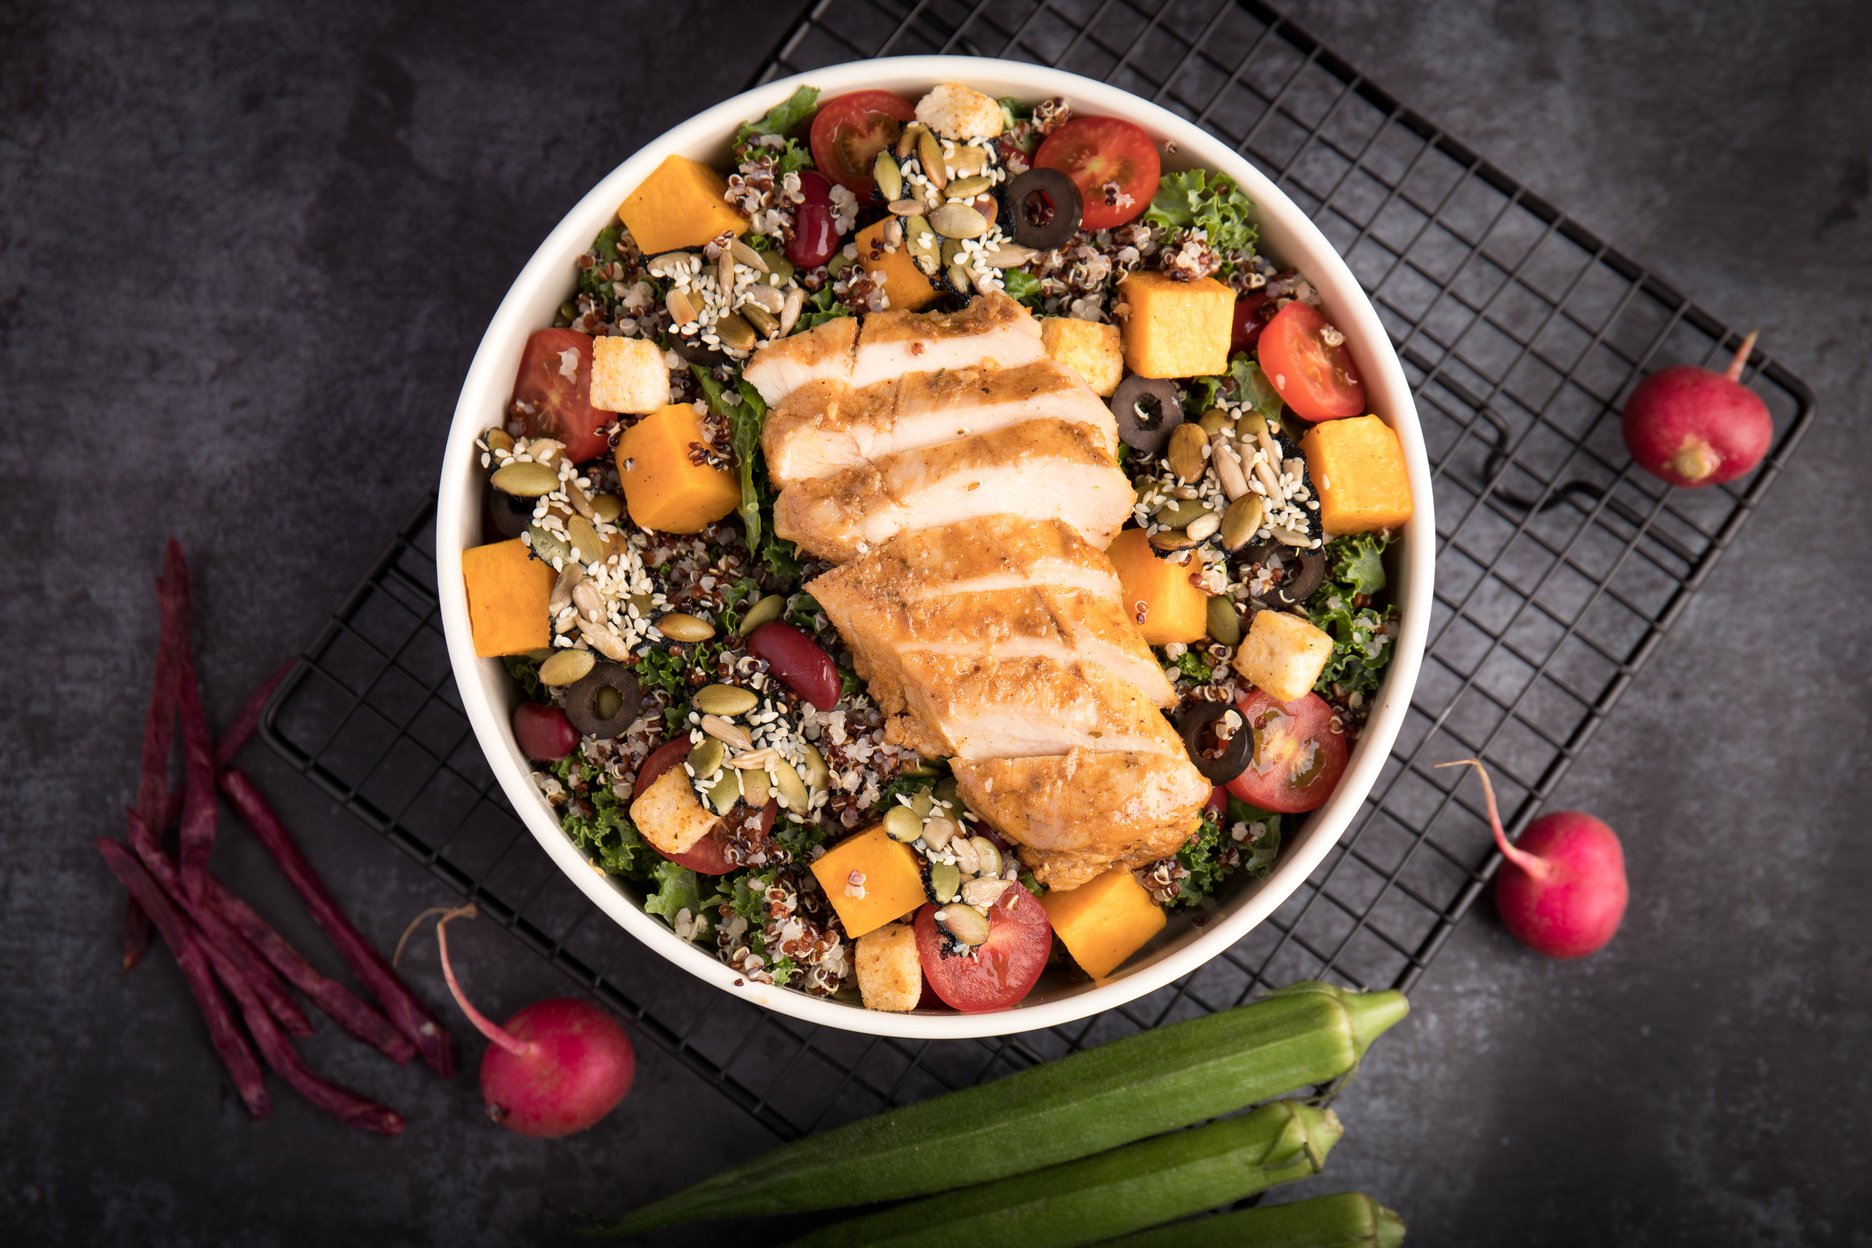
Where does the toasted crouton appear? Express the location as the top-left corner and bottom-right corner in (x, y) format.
(589, 335), (669, 414)
(1040, 317), (1124, 397)
(855, 922), (923, 1012)
(628, 768), (718, 857)
(1233, 609), (1335, 703)
(915, 83), (1005, 141)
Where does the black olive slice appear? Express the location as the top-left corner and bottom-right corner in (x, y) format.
(1110, 374), (1185, 456)
(1175, 700), (1252, 785)
(669, 332), (726, 368)
(1267, 547), (1327, 610)
(1003, 168), (1083, 251)
(562, 662), (644, 739)
(486, 488), (533, 540)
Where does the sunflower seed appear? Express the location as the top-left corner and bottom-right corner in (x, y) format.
(527, 437), (566, 465)
(715, 312), (757, 353)
(694, 684), (758, 716)
(577, 617), (632, 661)
(1211, 433), (1251, 500)
(728, 237), (767, 272)
(968, 836), (1001, 878)
(873, 151), (904, 202)
(538, 648), (595, 687)
(887, 198), (925, 216)
(935, 904), (989, 946)
(665, 288), (697, 326)
(983, 243), (1038, 268)
(927, 861), (961, 904)
(929, 202), (988, 239)
(548, 562), (582, 614)
(739, 768), (771, 809)
(713, 248), (734, 299)
(562, 478), (595, 518)
(800, 741), (830, 789)
(944, 174), (992, 200)
(917, 130), (947, 189)
(1254, 424), (1282, 462)
(1167, 422), (1210, 482)
(1253, 453), (1284, 498)
(687, 737), (724, 779)
(742, 303), (779, 338)
(648, 250), (697, 274)
(727, 747), (777, 770)
(656, 612), (715, 642)
(771, 760), (810, 810)
(491, 461), (558, 497)
(1221, 494), (1265, 551)
(883, 805), (923, 843)
(570, 579), (605, 622)
(961, 877), (1011, 908)
(950, 836), (980, 874)
(566, 515), (604, 563)
(704, 769), (741, 815)
(1207, 596), (1244, 646)
(484, 427), (514, 454)
(895, 121), (924, 160)
(979, 195), (998, 228)
(922, 815), (956, 850)
(1185, 511), (1221, 543)
(884, 217), (904, 248)
(700, 714), (753, 750)
(742, 283), (784, 314)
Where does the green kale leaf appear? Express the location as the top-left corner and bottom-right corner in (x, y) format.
(1001, 268), (1043, 307)
(502, 654), (550, 703)
(1143, 169), (1259, 268)
(732, 86), (821, 174)
(1171, 797), (1282, 906)
(642, 859), (706, 932)
(795, 283), (851, 332)
(1309, 533), (1400, 697)
(1171, 648), (1214, 683)
(1188, 353), (1282, 424)
(551, 755), (654, 881)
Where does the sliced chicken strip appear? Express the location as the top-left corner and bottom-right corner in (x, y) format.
(849, 291), (1043, 390)
(774, 421), (1133, 562)
(850, 516), (1124, 600)
(953, 750), (1211, 891)
(742, 314), (858, 407)
(764, 359), (1118, 487)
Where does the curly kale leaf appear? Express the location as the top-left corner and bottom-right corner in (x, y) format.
(732, 86), (820, 173)
(550, 755), (654, 880)
(1143, 169), (1259, 269)
(795, 283), (851, 332)
(1188, 353), (1282, 424)
(1171, 649), (1214, 683)
(502, 654), (551, 703)
(642, 860), (706, 932)
(692, 365), (797, 578)
(1309, 532), (1401, 697)
(1172, 798), (1283, 906)
(1001, 268), (1043, 307)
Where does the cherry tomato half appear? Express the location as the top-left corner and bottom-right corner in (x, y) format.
(809, 90), (916, 195)
(509, 328), (615, 463)
(1255, 302), (1366, 421)
(634, 739), (773, 875)
(1224, 689), (1349, 814)
(913, 883), (1052, 1013)
(747, 621), (841, 711)
(1204, 785), (1230, 820)
(1033, 116), (1161, 230)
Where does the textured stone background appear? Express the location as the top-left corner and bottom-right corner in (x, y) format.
(3, 1), (1867, 1243)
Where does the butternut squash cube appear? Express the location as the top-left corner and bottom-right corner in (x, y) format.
(855, 922), (923, 1012)
(1105, 527), (1209, 646)
(1040, 317), (1123, 396)
(614, 402), (741, 533)
(809, 824), (927, 939)
(1301, 414), (1414, 534)
(629, 768), (718, 858)
(1039, 867), (1167, 980)
(853, 219), (939, 312)
(1233, 609), (1334, 702)
(589, 335), (669, 415)
(617, 155), (749, 255)
(461, 538), (555, 658)
(1118, 272), (1233, 378)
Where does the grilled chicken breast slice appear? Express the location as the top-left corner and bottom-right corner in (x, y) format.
(845, 516), (1125, 599)
(952, 750), (1211, 891)
(742, 314), (858, 407)
(774, 421), (1133, 562)
(848, 291), (1044, 389)
(764, 359), (1118, 487)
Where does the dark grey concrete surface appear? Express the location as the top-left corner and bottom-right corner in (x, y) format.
(2, 1), (1866, 1244)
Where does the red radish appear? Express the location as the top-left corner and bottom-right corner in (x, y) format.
(1439, 759), (1627, 959)
(426, 905), (634, 1137)
(1621, 329), (1772, 487)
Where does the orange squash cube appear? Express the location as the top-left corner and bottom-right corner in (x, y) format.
(1105, 528), (1209, 646)
(809, 824), (928, 939)
(614, 403), (741, 534)
(461, 538), (555, 658)
(1118, 272), (1233, 378)
(853, 219), (939, 312)
(617, 155), (749, 254)
(1301, 414), (1413, 534)
(1039, 867), (1168, 980)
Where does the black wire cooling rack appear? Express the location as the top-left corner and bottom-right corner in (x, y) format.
(262, 0), (1814, 1141)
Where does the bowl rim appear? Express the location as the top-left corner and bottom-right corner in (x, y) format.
(434, 54), (1435, 1040)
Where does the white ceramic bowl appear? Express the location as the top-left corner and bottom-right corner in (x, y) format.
(437, 56), (1434, 1039)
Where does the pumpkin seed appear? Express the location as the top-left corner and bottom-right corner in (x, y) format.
(742, 302), (779, 338)
(1207, 596), (1244, 646)
(922, 815), (957, 850)
(687, 737), (724, 779)
(906, 214), (937, 271)
(873, 151), (904, 202)
(934, 776), (961, 809)
(883, 805), (923, 843)
(908, 788), (935, 818)
(1220, 494), (1265, 551)
(961, 877), (1011, 908)
(1157, 500), (1211, 529)
(700, 713), (752, 750)
(591, 493), (622, 524)
(929, 202), (988, 239)
(949, 144), (987, 176)
(887, 198), (925, 216)
(947, 263), (972, 293)
(566, 515), (604, 563)
(1167, 422), (1210, 482)
(491, 461), (558, 498)
(895, 121), (924, 160)
(525, 523), (572, 565)
(1185, 511), (1221, 543)
(1196, 407), (1232, 437)
(939, 238), (963, 269)
(764, 252), (795, 284)
(1269, 525), (1315, 548)
(950, 836), (980, 874)
(715, 312), (757, 353)
(729, 237), (767, 272)
(927, 860), (961, 904)
(1150, 527), (1200, 552)
(1211, 433), (1252, 500)
(704, 769), (741, 815)
(657, 612), (715, 642)
(736, 593), (784, 637)
(917, 130), (947, 189)
(694, 684), (758, 716)
(538, 648), (595, 687)
(969, 836), (1003, 878)
(484, 427), (514, 454)
(779, 286), (805, 336)
(945, 174), (993, 200)
(740, 768), (771, 809)
(936, 904), (990, 946)
(772, 760), (809, 810)
(800, 742), (829, 789)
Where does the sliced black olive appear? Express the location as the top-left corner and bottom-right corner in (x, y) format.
(669, 331), (726, 368)
(486, 488), (533, 540)
(1265, 547), (1328, 610)
(562, 662), (643, 739)
(1002, 168), (1083, 251)
(1175, 700), (1252, 785)
(1110, 374), (1185, 456)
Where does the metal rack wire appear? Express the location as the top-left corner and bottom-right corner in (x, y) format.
(262, 0), (1814, 1141)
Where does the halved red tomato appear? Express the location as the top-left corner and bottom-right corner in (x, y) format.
(912, 883), (1052, 1013)
(1255, 302), (1366, 421)
(509, 328), (615, 463)
(809, 90), (916, 195)
(634, 738), (772, 875)
(1224, 690), (1349, 814)
(1033, 116), (1161, 230)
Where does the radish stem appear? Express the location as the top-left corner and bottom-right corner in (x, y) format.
(433, 905), (535, 1061)
(1436, 759), (1547, 879)
(1725, 327), (1760, 382)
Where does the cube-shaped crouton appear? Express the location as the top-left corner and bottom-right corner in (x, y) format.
(1233, 609), (1334, 703)
(1118, 272), (1233, 378)
(1301, 414), (1414, 534)
(915, 83), (1004, 141)
(855, 922), (923, 1012)
(461, 538), (555, 658)
(628, 768), (718, 858)
(589, 336), (669, 414)
(617, 155), (749, 254)
(809, 824), (927, 939)
(853, 219), (939, 312)
(1041, 317), (1123, 396)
